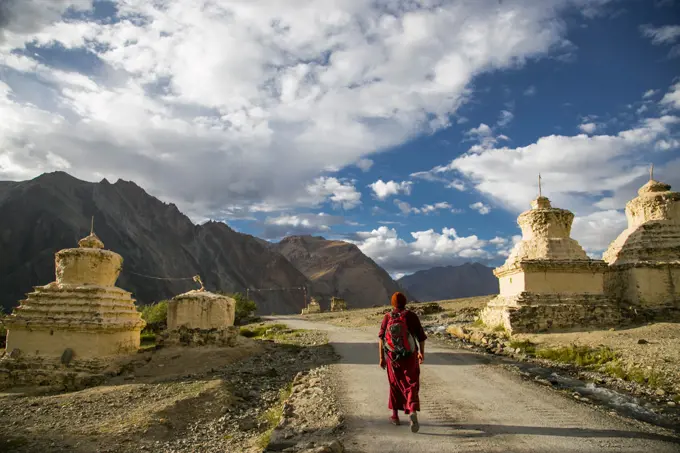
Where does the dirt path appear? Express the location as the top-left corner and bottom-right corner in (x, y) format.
(272, 316), (680, 453)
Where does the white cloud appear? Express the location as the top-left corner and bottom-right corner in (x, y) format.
(497, 110), (514, 127)
(523, 85), (537, 96)
(393, 199), (459, 216)
(643, 89), (658, 99)
(578, 122), (598, 134)
(351, 226), (490, 274)
(369, 179), (413, 200)
(409, 106), (679, 262)
(640, 24), (680, 45)
(661, 81), (680, 110)
(464, 122), (509, 153)
(447, 180), (466, 191)
(262, 212), (346, 239)
(470, 201), (491, 215)
(571, 210), (628, 255)
(305, 177), (361, 209)
(355, 158), (374, 172)
(445, 115), (680, 214)
(640, 24), (680, 58)
(0, 0), (612, 218)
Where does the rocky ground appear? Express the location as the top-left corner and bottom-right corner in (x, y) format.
(0, 323), (344, 453)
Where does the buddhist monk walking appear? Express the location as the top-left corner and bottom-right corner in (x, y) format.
(378, 292), (427, 432)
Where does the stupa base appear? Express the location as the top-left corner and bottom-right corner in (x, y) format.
(161, 326), (239, 347)
(481, 293), (628, 333)
(6, 328), (142, 359)
(0, 355), (108, 391)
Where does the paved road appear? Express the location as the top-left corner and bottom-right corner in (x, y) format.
(274, 317), (680, 453)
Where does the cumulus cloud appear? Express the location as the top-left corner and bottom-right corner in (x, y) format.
(355, 158), (374, 172)
(0, 0), (612, 219)
(411, 93), (680, 256)
(640, 24), (680, 58)
(661, 81), (680, 110)
(523, 85), (537, 96)
(640, 24), (680, 44)
(444, 115), (680, 213)
(261, 213), (346, 239)
(497, 110), (514, 127)
(470, 201), (491, 215)
(351, 226), (491, 274)
(369, 180), (413, 200)
(578, 122), (598, 134)
(571, 210), (628, 255)
(305, 177), (361, 210)
(394, 200), (458, 215)
(643, 89), (659, 99)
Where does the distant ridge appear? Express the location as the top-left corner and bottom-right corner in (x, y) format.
(397, 262), (498, 302)
(273, 235), (408, 309)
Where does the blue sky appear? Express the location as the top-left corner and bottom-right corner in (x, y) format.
(0, 0), (679, 276)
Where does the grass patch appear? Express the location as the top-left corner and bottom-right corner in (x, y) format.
(239, 324), (308, 344)
(256, 382), (294, 449)
(471, 318), (484, 328)
(508, 340), (537, 355)
(536, 345), (617, 367)
(139, 331), (157, 350)
(604, 361), (669, 388)
(240, 324), (288, 338)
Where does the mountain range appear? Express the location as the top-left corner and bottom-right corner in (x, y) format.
(0, 172), (500, 314)
(397, 263), (499, 302)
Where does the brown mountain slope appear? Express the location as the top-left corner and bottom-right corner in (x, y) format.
(398, 263), (499, 302)
(273, 235), (407, 310)
(0, 172), (309, 315)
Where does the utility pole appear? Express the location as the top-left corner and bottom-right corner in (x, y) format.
(303, 286), (307, 309)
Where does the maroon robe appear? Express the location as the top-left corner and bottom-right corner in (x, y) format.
(379, 309), (427, 412)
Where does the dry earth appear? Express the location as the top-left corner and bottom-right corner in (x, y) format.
(0, 326), (342, 453)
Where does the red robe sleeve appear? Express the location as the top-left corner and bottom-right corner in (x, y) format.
(378, 313), (389, 339)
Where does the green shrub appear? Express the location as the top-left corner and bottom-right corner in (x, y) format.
(230, 292), (258, 325)
(508, 340), (537, 355)
(140, 300), (169, 332)
(536, 345), (617, 367)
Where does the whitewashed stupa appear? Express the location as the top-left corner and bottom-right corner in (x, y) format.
(603, 170), (680, 314)
(3, 225), (146, 359)
(481, 181), (621, 332)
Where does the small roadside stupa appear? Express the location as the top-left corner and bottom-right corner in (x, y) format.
(167, 277), (236, 330)
(603, 167), (680, 316)
(301, 297), (321, 315)
(3, 221), (146, 359)
(165, 279), (238, 347)
(481, 177), (621, 332)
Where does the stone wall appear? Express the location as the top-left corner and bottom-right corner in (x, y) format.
(482, 293), (628, 333)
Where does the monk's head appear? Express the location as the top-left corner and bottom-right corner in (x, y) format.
(391, 292), (407, 310)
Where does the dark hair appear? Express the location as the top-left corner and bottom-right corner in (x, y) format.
(391, 292), (407, 309)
